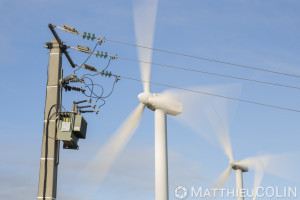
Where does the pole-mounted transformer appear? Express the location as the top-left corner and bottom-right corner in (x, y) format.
(57, 112), (87, 150)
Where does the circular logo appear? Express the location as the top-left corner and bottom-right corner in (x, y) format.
(175, 185), (188, 199)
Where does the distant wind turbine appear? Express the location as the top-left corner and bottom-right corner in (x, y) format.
(206, 96), (300, 200)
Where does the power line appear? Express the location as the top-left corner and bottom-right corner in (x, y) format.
(72, 63), (300, 113)
(54, 24), (300, 78)
(107, 39), (300, 78)
(118, 57), (300, 91)
(70, 46), (300, 91)
(119, 75), (300, 113)
(53, 25), (300, 113)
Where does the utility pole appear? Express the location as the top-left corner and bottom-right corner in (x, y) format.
(37, 24), (115, 200)
(37, 39), (62, 200)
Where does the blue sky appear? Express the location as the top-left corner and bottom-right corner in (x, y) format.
(0, 0), (300, 200)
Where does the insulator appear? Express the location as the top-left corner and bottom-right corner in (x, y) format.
(59, 112), (70, 117)
(70, 78), (81, 83)
(95, 51), (108, 59)
(83, 32), (96, 41)
(71, 86), (86, 93)
(91, 34), (96, 41)
(83, 32), (87, 39)
(64, 85), (72, 91)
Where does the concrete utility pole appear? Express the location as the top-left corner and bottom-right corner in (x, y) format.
(37, 39), (62, 200)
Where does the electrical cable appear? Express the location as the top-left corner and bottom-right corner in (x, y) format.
(119, 75), (300, 113)
(55, 25), (300, 78)
(81, 57), (113, 78)
(103, 57), (112, 71)
(100, 80), (117, 99)
(97, 99), (106, 110)
(83, 86), (100, 99)
(117, 57), (300, 91)
(91, 80), (117, 111)
(43, 104), (64, 200)
(71, 59), (300, 113)
(94, 79), (117, 109)
(82, 76), (95, 98)
(85, 83), (105, 98)
(74, 41), (99, 73)
(106, 39), (300, 78)
(70, 46), (300, 91)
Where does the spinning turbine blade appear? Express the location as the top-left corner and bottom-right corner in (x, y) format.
(238, 155), (269, 200)
(85, 103), (145, 184)
(163, 85), (239, 160)
(259, 152), (300, 181)
(239, 152), (300, 200)
(133, 0), (159, 92)
(213, 166), (232, 189)
(252, 167), (264, 200)
(213, 127), (234, 161)
(203, 90), (235, 161)
(162, 84), (241, 144)
(219, 136), (233, 161)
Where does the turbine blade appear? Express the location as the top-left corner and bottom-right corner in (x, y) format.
(239, 152), (300, 181)
(260, 152), (300, 181)
(213, 166), (232, 189)
(133, 0), (159, 92)
(252, 167), (264, 200)
(84, 103), (145, 184)
(238, 152), (300, 200)
(162, 85), (241, 160)
(215, 129), (234, 161)
(238, 155), (270, 169)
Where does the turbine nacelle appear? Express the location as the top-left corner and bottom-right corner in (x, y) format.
(229, 160), (248, 172)
(138, 92), (182, 116)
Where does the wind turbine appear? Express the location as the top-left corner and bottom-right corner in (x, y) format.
(203, 95), (299, 200)
(85, 0), (182, 200)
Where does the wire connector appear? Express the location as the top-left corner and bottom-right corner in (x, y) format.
(62, 74), (77, 85)
(83, 64), (97, 72)
(70, 77), (85, 83)
(110, 54), (118, 60)
(63, 25), (78, 34)
(115, 76), (120, 82)
(98, 39), (104, 45)
(77, 44), (91, 54)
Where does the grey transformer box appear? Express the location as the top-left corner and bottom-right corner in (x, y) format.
(57, 112), (87, 149)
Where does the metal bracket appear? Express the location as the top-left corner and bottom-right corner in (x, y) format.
(48, 23), (76, 68)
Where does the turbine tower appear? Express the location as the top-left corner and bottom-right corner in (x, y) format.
(215, 160), (248, 200)
(138, 91), (182, 200)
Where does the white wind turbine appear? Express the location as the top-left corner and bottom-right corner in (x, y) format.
(85, 0), (182, 200)
(204, 96), (299, 200)
(214, 149), (299, 200)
